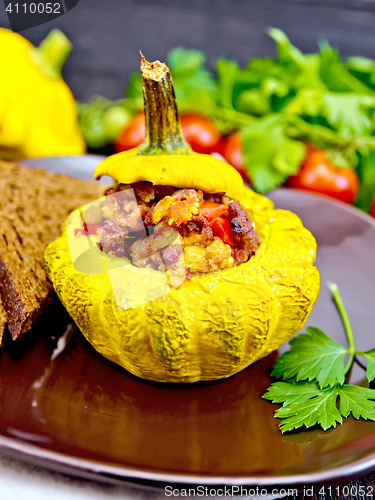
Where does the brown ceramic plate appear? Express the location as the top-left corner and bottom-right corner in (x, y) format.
(1, 155), (375, 488)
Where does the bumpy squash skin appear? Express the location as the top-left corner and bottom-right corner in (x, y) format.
(44, 187), (320, 383)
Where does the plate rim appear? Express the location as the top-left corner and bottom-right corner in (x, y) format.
(5, 155), (375, 487)
(270, 187), (375, 228)
(1, 433), (375, 487)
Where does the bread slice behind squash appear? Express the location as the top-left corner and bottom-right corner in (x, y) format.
(0, 160), (106, 340)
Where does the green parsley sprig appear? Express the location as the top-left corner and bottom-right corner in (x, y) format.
(263, 283), (375, 432)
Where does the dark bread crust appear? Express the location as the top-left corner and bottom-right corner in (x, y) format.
(0, 160), (106, 340)
(0, 298), (5, 345)
(0, 257), (29, 339)
(0, 219), (50, 338)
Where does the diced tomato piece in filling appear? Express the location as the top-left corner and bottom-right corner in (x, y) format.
(98, 182), (260, 275)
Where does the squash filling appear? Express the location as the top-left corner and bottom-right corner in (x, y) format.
(96, 181), (260, 277)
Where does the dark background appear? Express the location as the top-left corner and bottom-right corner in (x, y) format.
(2, 0), (375, 101)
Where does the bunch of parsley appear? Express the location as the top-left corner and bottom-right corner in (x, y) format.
(126, 30), (375, 208)
(78, 29), (375, 209)
(263, 283), (375, 433)
(235, 29), (375, 205)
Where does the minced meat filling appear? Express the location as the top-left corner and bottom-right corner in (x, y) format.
(97, 182), (260, 276)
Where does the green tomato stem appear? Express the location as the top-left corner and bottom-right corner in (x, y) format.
(329, 282), (356, 374)
(30, 29), (72, 80)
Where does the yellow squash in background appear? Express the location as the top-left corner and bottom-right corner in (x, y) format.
(0, 28), (85, 160)
(44, 56), (320, 383)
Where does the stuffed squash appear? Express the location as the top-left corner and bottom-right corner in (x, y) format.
(44, 55), (320, 383)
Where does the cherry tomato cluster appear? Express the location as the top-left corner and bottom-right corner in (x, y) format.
(115, 112), (249, 181)
(114, 112), (373, 216)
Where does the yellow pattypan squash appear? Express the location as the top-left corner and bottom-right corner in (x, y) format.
(0, 28), (85, 160)
(44, 56), (320, 383)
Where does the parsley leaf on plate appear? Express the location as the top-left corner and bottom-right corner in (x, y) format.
(361, 348), (375, 382)
(263, 378), (321, 406)
(271, 326), (348, 388)
(264, 380), (343, 432)
(264, 381), (375, 432)
(264, 283), (375, 433)
(338, 385), (375, 420)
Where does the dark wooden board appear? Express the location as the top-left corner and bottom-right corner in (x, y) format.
(2, 0), (375, 101)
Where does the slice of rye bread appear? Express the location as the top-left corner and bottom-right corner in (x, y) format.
(0, 298), (6, 345)
(0, 160), (106, 340)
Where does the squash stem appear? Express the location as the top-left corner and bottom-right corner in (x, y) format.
(137, 53), (192, 156)
(30, 29), (72, 80)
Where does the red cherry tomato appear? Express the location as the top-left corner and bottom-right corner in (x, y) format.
(370, 196), (375, 218)
(199, 202), (227, 222)
(115, 112), (221, 156)
(287, 146), (359, 204)
(179, 113), (221, 154)
(115, 112), (145, 153)
(220, 132), (250, 183)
